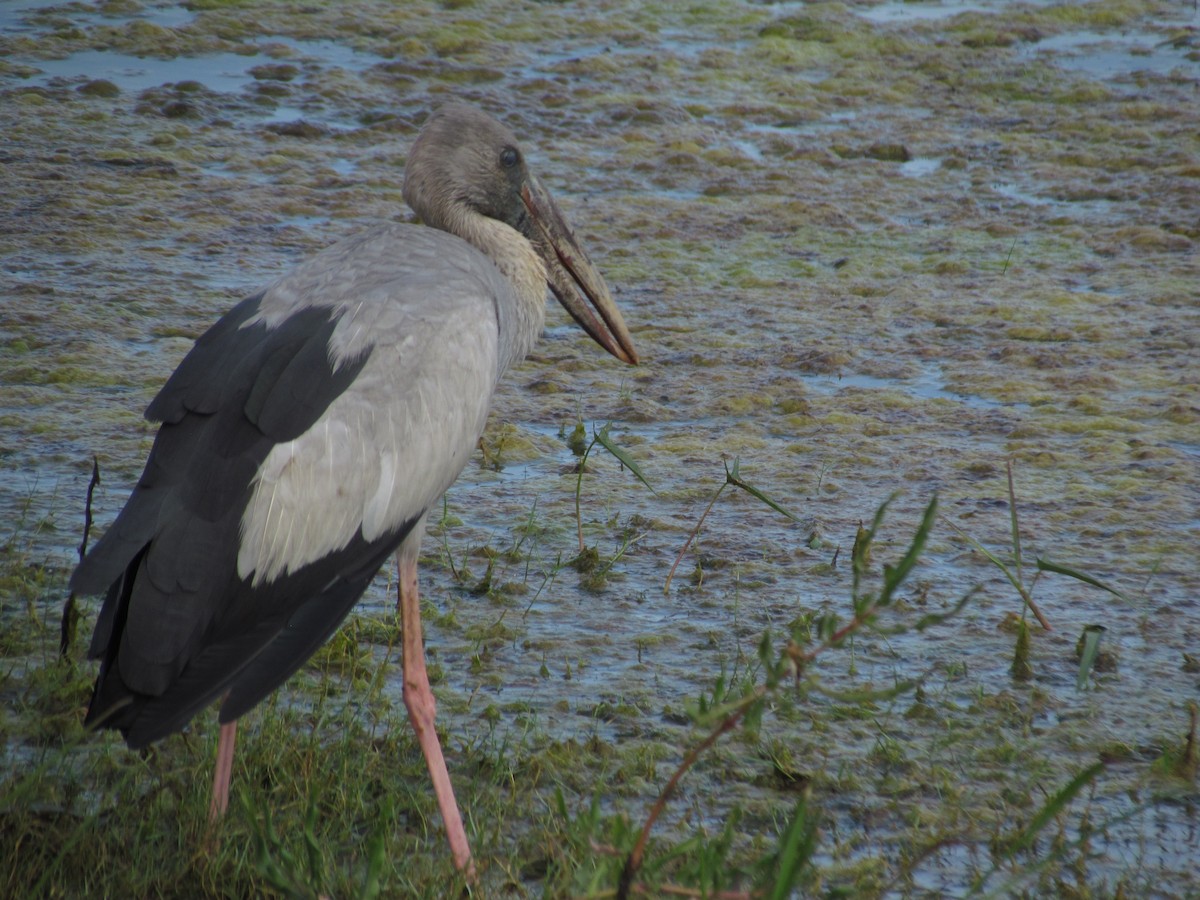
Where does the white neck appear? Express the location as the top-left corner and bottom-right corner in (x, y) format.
(456, 212), (547, 375)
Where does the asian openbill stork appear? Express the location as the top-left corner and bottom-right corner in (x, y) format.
(70, 101), (638, 873)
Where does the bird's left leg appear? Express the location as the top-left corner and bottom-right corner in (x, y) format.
(209, 720), (237, 822)
(397, 536), (476, 877)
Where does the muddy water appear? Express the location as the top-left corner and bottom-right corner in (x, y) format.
(2, 0), (1197, 891)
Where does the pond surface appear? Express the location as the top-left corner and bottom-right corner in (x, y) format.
(2, 0), (1197, 893)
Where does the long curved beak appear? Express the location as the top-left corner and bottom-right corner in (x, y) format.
(521, 177), (638, 365)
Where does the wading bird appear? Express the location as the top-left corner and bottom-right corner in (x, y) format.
(70, 102), (637, 873)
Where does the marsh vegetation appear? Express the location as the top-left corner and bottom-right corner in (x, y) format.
(2, 0), (1197, 895)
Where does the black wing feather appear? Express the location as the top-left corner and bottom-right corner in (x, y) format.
(71, 299), (367, 595)
(73, 292), (391, 748)
(219, 526), (408, 724)
(114, 522), (414, 748)
(146, 294), (265, 422)
(244, 320), (360, 439)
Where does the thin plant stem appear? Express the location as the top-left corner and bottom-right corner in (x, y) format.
(663, 482), (726, 594)
(666, 457), (800, 594)
(1007, 459), (1024, 595)
(618, 686), (764, 899)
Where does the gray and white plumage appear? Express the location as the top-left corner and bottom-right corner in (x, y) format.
(71, 102), (637, 749)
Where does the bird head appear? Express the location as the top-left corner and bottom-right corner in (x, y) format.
(403, 102), (638, 365)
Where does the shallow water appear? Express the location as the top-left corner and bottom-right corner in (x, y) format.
(1026, 27), (1199, 80)
(2, 0), (1198, 891)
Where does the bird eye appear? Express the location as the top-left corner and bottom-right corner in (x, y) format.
(499, 147), (519, 168)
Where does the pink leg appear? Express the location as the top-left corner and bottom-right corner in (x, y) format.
(398, 549), (476, 878)
(208, 720), (237, 822)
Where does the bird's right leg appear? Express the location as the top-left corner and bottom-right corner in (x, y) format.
(208, 719), (237, 822)
(397, 540), (476, 878)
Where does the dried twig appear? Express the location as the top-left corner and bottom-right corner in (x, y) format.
(60, 457), (100, 658)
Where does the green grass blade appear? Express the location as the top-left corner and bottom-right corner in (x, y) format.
(853, 493), (896, 600)
(595, 423), (656, 494)
(871, 587), (979, 636)
(952, 525), (1029, 602)
(1076, 625), (1105, 690)
(574, 434), (598, 550)
(865, 492), (895, 534)
(1036, 557), (1129, 602)
(724, 459), (801, 521)
(1006, 459), (1025, 588)
(1006, 762), (1104, 854)
(765, 798), (817, 900)
(881, 495), (938, 602)
(738, 480), (800, 521)
(358, 816), (387, 900)
(303, 793), (324, 893)
(29, 807), (97, 898)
